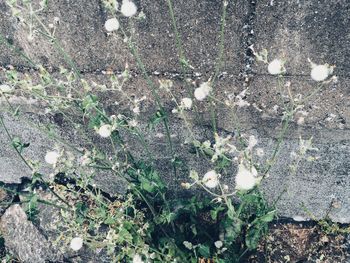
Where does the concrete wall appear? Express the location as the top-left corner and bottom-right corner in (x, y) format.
(1, 0), (350, 223)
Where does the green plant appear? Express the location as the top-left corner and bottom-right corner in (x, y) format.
(0, 0), (338, 262)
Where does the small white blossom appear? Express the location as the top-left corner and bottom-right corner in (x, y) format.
(202, 170), (219, 188)
(181, 97), (193, 109)
(129, 119), (138, 127)
(235, 163), (260, 191)
(45, 151), (59, 165)
(268, 59), (285, 75)
(133, 106), (140, 114)
(105, 18), (120, 32)
(0, 84), (13, 93)
(310, 64), (333, 82)
(194, 81), (212, 101)
(97, 124), (113, 138)
(70, 237), (83, 251)
(214, 240), (223, 249)
(183, 241), (193, 250)
(121, 0), (137, 17)
(132, 254), (144, 263)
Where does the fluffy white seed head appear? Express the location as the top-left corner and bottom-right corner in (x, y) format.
(268, 59), (285, 75)
(70, 237), (83, 251)
(202, 170), (219, 188)
(235, 163), (259, 191)
(45, 151), (59, 165)
(214, 240), (223, 249)
(97, 124), (113, 138)
(105, 18), (120, 32)
(181, 97), (193, 109)
(194, 82), (212, 101)
(121, 0), (137, 17)
(311, 64), (331, 82)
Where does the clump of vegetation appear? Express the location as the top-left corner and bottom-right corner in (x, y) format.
(0, 0), (337, 262)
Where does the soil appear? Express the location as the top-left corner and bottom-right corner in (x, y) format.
(248, 221), (350, 263)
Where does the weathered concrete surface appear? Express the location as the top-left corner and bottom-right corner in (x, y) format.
(253, 0), (350, 77)
(0, 205), (62, 263)
(0, 0), (349, 226)
(0, 108), (127, 195)
(0, 0), (247, 75)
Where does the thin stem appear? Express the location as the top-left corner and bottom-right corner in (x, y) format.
(119, 25), (176, 176)
(208, 1), (228, 134)
(263, 112), (293, 178)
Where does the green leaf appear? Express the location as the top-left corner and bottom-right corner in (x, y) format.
(198, 244), (211, 258)
(210, 206), (225, 220)
(11, 137), (30, 154)
(245, 226), (263, 250)
(226, 199), (236, 220)
(259, 210), (276, 223)
(148, 110), (166, 130)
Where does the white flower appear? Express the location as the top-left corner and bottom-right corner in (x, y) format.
(70, 237), (83, 251)
(268, 59), (285, 75)
(310, 64), (332, 82)
(45, 151), (59, 165)
(97, 124), (113, 138)
(132, 254), (144, 263)
(202, 170), (219, 188)
(183, 241), (193, 250)
(214, 240), (223, 249)
(105, 18), (120, 32)
(121, 0), (137, 17)
(181, 97), (193, 109)
(194, 81), (212, 101)
(0, 84), (13, 93)
(235, 163), (259, 191)
(132, 106), (140, 114)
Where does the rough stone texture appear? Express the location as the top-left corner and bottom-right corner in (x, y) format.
(0, 0), (247, 75)
(0, 108), (127, 195)
(0, 204), (62, 263)
(0, 0), (349, 226)
(253, 0), (350, 77)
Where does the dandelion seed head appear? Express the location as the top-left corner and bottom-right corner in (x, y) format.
(105, 18), (120, 32)
(235, 163), (259, 191)
(70, 237), (83, 251)
(194, 81), (212, 101)
(202, 170), (219, 188)
(268, 59), (285, 75)
(311, 64), (332, 82)
(121, 0), (137, 17)
(97, 124), (113, 138)
(45, 151), (59, 165)
(181, 97), (193, 109)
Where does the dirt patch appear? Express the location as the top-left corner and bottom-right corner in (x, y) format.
(249, 222), (350, 262)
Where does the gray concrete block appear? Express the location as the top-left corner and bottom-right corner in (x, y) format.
(0, 205), (62, 263)
(0, 0), (247, 75)
(253, 0), (350, 77)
